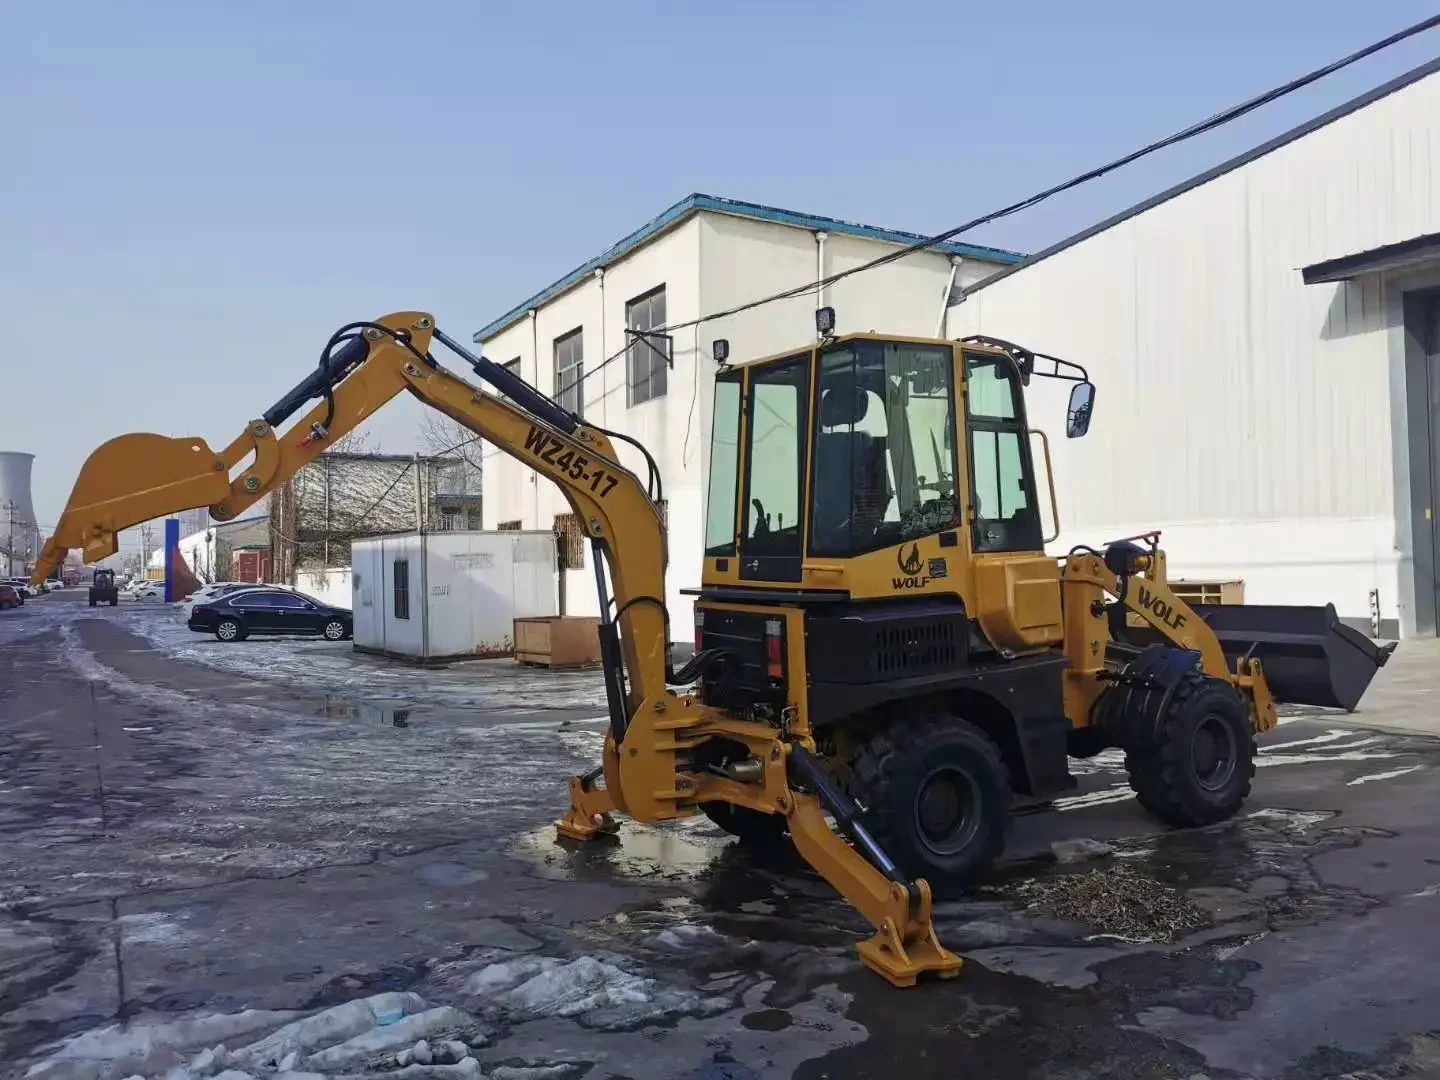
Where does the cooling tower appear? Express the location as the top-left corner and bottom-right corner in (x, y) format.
(0, 451), (40, 575)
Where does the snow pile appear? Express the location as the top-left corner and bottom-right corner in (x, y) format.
(24, 1008), (298, 1080)
(302, 1007), (481, 1070)
(24, 991), (492, 1080)
(464, 954), (733, 1031)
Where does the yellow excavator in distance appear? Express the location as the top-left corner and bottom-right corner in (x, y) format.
(35, 310), (1395, 988)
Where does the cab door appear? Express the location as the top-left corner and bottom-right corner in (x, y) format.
(963, 349), (1044, 554)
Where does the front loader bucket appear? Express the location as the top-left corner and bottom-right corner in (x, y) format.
(34, 432), (230, 582)
(1190, 603), (1397, 712)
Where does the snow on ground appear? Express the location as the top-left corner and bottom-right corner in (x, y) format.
(124, 606), (609, 716)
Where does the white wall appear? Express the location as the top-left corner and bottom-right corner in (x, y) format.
(481, 217), (704, 622)
(479, 209), (1013, 630)
(296, 566), (352, 609)
(952, 70), (1440, 629)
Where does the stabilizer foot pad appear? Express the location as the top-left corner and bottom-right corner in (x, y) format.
(857, 916), (963, 987)
(555, 773), (619, 841)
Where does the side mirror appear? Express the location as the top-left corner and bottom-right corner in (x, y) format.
(1066, 381), (1095, 438)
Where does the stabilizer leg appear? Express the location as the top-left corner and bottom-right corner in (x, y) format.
(785, 747), (961, 986)
(556, 768), (620, 841)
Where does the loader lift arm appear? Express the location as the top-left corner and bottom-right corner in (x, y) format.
(36, 310), (961, 988)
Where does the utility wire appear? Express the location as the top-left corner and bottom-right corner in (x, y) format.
(560, 13), (1440, 392)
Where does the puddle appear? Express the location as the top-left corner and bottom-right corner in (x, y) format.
(741, 1007), (793, 1031)
(512, 819), (733, 886)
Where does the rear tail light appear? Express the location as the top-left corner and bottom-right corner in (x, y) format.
(765, 618), (784, 679)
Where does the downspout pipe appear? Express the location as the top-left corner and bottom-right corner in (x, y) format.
(814, 230), (827, 334)
(936, 255), (962, 338)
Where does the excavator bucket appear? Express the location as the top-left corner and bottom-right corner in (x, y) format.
(34, 432), (230, 582)
(1191, 602), (1397, 712)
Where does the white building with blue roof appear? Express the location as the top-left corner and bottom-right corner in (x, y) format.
(473, 193), (1024, 624)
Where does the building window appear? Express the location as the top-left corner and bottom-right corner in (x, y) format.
(626, 286), (669, 406)
(498, 520), (523, 531)
(498, 357), (521, 402)
(554, 513), (585, 569)
(393, 558), (410, 620)
(554, 328), (584, 416)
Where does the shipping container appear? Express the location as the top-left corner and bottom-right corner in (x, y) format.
(350, 530), (558, 662)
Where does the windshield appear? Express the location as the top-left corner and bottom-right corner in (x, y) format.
(810, 340), (958, 557)
(704, 374), (742, 555)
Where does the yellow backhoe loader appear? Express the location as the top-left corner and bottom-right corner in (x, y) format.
(36, 310), (1395, 988)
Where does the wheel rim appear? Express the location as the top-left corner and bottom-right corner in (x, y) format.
(325, 622), (345, 639)
(913, 766), (982, 856)
(1190, 712), (1238, 792)
(218, 623), (237, 640)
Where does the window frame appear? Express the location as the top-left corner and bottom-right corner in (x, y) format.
(625, 285), (669, 407)
(553, 327), (584, 417)
(962, 349), (1044, 554)
(393, 558), (411, 620)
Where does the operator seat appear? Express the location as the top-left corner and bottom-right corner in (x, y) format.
(813, 378), (889, 551)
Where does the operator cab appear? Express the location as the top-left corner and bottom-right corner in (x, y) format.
(700, 321), (1094, 597)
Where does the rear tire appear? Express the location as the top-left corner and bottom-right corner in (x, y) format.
(215, 618), (245, 643)
(700, 801), (789, 848)
(848, 714), (1010, 891)
(1124, 674), (1255, 827)
(88, 598), (96, 607)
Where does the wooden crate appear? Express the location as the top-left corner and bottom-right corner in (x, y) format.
(1170, 579), (1245, 606)
(513, 616), (602, 669)
(1127, 578), (1245, 627)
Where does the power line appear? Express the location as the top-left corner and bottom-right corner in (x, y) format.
(559, 13), (1440, 393)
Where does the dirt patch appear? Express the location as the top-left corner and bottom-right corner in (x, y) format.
(1011, 865), (1210, 942)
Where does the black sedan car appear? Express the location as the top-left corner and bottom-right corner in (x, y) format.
(187, 587), (352, 643)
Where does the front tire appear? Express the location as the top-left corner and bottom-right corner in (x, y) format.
(849, 715), (1011, 891)
(700, 801), (788, 848)
(215, 618), (245, 643)
(1124, 674), (1255, 827)
(322, 620), (348, 641)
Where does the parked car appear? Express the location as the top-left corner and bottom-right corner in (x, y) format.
(188, 588), (352, 642)
(4, 579), (31, 601)
(0, 584), (20, 610)
(127, 580), (167, 600)
(175, 581), (256, 616)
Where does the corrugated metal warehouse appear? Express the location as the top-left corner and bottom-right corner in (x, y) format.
(952, 58), (1440, 638)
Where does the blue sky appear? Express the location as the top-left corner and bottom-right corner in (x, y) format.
(5, 1), (1438, 529)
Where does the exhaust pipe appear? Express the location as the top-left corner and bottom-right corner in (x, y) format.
(1193, 602), (1397, 712)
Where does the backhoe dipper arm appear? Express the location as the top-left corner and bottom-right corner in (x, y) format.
(35, 311), (670, 705)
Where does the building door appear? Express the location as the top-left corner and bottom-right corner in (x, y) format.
(1408, 290), (1440, 636)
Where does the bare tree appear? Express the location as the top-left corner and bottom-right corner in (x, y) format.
(419, 413), (482, 494)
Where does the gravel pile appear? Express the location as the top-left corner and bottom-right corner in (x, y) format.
(1015, 865), (1209, 942)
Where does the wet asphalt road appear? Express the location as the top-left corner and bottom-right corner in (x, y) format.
(1, 593), (1438, 1079)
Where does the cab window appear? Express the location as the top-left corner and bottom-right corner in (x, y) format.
(964, 350), (1042, 553)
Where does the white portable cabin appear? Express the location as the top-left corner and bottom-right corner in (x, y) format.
(350, 529), (557, 662)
